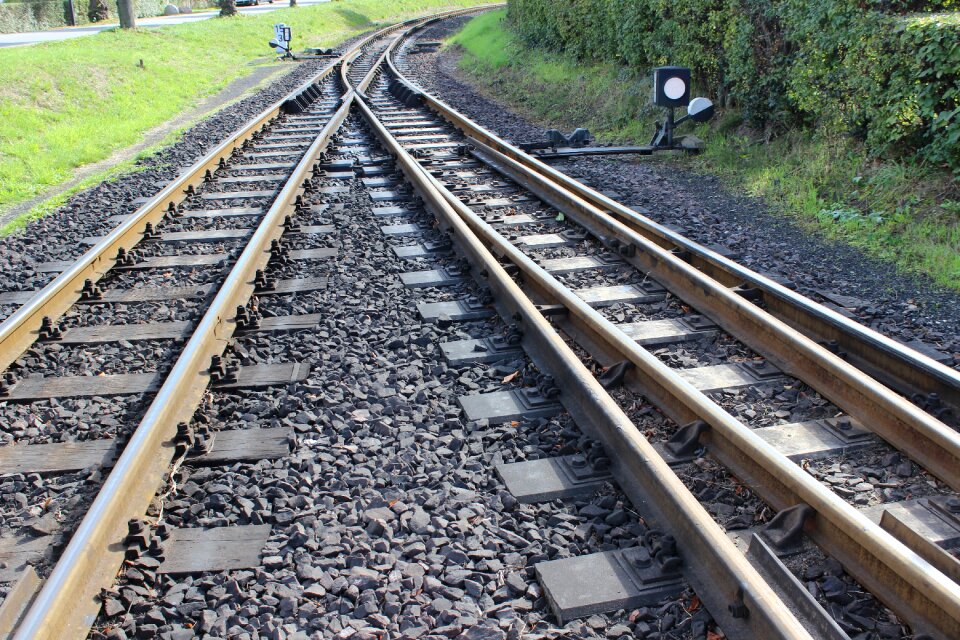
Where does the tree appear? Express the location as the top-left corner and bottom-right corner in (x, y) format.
(219, 0), (237, 17)
(290, 0), (297, 6)
(88, 0), (108, 22)
(116, 0), (135, 28)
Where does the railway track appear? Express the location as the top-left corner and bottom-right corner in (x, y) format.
(352, 15), (959, 639)
(0, 9), (488, 638)
(0, 6), (958, 639)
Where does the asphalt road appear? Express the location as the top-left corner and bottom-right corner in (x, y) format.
(0, 0), (329, 47)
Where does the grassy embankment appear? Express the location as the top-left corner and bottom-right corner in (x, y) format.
(0, 0), (489, 232)
(450, 9), (960, 291)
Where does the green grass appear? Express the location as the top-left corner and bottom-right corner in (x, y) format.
(0, 0), (489, 220)
(451, 9), (960, 290)
(450, 10), (657, 142)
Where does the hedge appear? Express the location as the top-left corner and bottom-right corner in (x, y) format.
(0, 1), (69, 32)
(0, 0), (189, 32)
(507, 0), (960, 172)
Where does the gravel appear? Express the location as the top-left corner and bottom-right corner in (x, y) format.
(90, 118), (711, 639)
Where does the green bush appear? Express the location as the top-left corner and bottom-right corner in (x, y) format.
(507, 0), (960, 172)
(0, 1), (68, 32)
(0, 0), (181, 32)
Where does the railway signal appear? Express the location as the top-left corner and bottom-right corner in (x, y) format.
(269, 24), (296, 60)
(651, 66), (714, 149)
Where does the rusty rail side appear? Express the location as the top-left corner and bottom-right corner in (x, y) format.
(353, 83), (817, 640)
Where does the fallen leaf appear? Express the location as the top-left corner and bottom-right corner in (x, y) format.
(510, 421), (519, 427)
(685, 595), (701, 612)
(502, 371), (519, 384)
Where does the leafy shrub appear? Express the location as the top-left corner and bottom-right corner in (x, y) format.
(508, 0), (960, 172)
(0, 0), (176, 32)
(0, 1), (68, 32)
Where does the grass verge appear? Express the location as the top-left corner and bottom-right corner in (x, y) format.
(450, 9), (960, 290)
(0, 0), (488, 222)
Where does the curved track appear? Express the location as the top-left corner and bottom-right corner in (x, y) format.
(1, 6), (958, 639)
(346, 14), (960, 640)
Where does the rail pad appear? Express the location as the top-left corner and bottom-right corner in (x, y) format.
(417, 300), (495, 323)
(380, 224), (425, 237)
(576, 283), (667, 307)
(372, 206), (415, 217)
(537, 548), (684, 624)
(674, 362), (784, 394)
(458, 389), (562, 423)
(0, 427), (293, 475)
(58, 321), (193, 343)
(393, 241), (451, 259)
(158, 524), (272, 574)
(257, 277), (328, 296)
(616, 317), (718, 346)
(399, 268), (469, 288)
(3, 362), (309, 401)
(440, 338), (524, 365)
(496, 456), (612, 503)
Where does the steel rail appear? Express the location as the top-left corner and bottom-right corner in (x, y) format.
(422, 161), (960, 638)
(13, 90), (355, 640)
(384, 40), (960, 419)
(9, 10), (496, 635)
(338, 5), (501, 95)
(465, 136), (960, 491)
(382, 51), (960, 496)
(352, 85), (819, 640)
(367, 49), (960, 635)
(0, 9), (451, 379)
(7, 12), (466, 635)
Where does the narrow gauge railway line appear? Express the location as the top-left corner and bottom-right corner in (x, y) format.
(0, 8), (490, 638)
(329, 16), (960, 639)
(0, 6), (956, 640)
